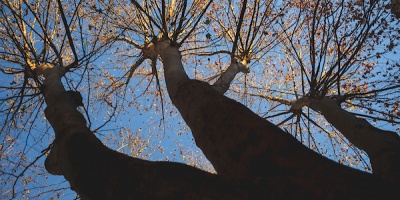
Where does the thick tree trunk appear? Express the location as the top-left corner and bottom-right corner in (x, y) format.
(156, 42), (399, 199)
(36, 63), (259, 199)
(292, 97), (400, 180)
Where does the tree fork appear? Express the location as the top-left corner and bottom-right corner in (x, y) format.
(212, 59), (250, 94)
(156, 42), (399, 199)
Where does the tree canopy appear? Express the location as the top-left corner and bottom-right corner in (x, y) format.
(1, 0), (399, 199)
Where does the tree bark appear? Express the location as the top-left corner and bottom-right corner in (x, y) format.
(36, 63), (260, 199)
(389, 0), (400, 18)
(212, 59), (250, 94)
(156, 42), (399, 199)
(292, 97), (400, 180)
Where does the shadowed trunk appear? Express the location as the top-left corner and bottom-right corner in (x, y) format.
(389, 0), (400, 18)
(291, 97), (400, 180)
(156, 41), (399, 199)
(37, 63), (260, 199)
(35, 43), (399, 199)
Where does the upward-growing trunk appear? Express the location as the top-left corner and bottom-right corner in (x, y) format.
(292, 97), (400, 180)
(36, 63), (258, 199)
(156, 41), (399, 199)
(212, 59), (250, 94)
(154, 41), (190, 98)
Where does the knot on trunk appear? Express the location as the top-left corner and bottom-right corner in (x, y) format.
(45, 140), (63, 175)
(43, 90), (86, 176)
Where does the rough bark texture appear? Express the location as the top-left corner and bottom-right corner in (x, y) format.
(292, 97), (400, 180)
(157, 43), (399, 199)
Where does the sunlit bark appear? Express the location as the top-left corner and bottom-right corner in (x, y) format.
(212, 59), (250, 94)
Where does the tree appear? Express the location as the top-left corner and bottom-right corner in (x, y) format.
(1, 0), (399, 199)
(257, 0), (400, 180)
(0, 0), (119, 198)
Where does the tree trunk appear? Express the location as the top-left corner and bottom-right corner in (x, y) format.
(292, 97), (400, 180)
(212, 59), (250, 94)
(156, 42), (399, 199)
(389, 0), (400, 18)
(36, 63), (259, 199)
